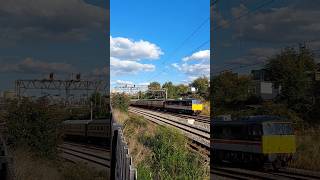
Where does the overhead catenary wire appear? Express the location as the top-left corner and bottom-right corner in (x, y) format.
(147, 0), (276, 82)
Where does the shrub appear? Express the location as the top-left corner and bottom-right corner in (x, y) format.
(141, 126), (208, 179)
(137, 163), (153, 180)
(111, 93), (130, 112)
(6, 98), (66, 157)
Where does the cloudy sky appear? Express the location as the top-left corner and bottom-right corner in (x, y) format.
(213, 0), (320, 75)
(0, 0), (108, 91)
(110, 0), (210, 87)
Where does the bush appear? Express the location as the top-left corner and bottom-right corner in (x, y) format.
(111, 93), (130, 112)
(6, 98), (66, 157)
(137, 163), (153, 180)
(141, 126), (208, 179)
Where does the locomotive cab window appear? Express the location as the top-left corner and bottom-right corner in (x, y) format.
(263, 122), (294, 135)
(248, 124), (262, 140)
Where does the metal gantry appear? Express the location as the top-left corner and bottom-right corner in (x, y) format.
(15, 78), (108, 106)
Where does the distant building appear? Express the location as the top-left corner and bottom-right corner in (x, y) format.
(249, 80), (280, 100)
(249, 69), (280, 100)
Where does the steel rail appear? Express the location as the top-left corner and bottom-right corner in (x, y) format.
(129, 107), (210, 152)
(58, 142), (110, 168)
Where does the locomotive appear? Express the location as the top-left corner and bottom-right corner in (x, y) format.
(211, 115), (296, 170)
(130, 98), (203, 115)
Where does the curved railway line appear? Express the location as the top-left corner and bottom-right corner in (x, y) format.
(130, 107), (210, 124)
(58, 142), (110, 171)
(161, 111), (210, 124)
(129, 107), (210, 158)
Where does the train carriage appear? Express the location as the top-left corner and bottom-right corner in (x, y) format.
(62, 119), (110, 147)
(211, 115), (296, 169)
(87, 119), (110, 146)
(130, 98), (203, 115)
(62, 120), (90, 137)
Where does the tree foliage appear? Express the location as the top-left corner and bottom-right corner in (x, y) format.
(162, 82), (189, 99)
(191, 76), (209, 100)
(265, 46), (316, 115)
(6, 98), (66, 157)
(212, 71), (250, 106)
(148, 82), (161, 90)
(89, 92), (110, 119)
(111, 93), (130, 112)
(139, 126), (208, 179)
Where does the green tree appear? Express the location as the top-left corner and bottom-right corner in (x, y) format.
(162, 81), (177, 99)
(212, 71), (250, 106)
(191, 76), (209, 100)
(111, 93), (130, 112)
(265, 46), (316, 114)
(175, 84), (189, 97)
(6, 98), (66, 157)
(148, 82), (161, 90)
(89, 92), (109, 119)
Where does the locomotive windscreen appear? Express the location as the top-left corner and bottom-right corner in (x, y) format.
(263, 122), (294, 135)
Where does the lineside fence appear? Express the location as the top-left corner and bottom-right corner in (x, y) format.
(110, 108), (137, 180)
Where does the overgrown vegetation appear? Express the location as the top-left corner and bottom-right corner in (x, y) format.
(89, 92), (110, 119)
(111, 93), (130, 112)
(6, 98), (66, 157)
(139, 126), (208, 179)
(116, 112), (209, 180)
(4, 95), (110, 178)
(290, 126), (320, 171)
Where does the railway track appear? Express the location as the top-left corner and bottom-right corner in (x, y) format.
(130, 106), (210, 124)
(211, 166), (320, 180)
(58, 142), (110, 171)
(159, 111), (210, 124)
(129, 107), (210, 155)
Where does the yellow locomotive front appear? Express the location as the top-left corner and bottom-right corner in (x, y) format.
(191, 99), (203, 115)
(261, 121), (296, 169)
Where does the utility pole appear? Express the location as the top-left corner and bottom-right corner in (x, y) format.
(90, 101), (93, 120)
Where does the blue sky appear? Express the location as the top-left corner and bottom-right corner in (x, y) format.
(110, 0), (210, 88)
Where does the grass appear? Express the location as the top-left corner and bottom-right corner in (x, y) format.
(289, 125), (320, 171)
(112, 108), (129, 125)
(113, 110), (210, 179)
(10, 146), (108, 180)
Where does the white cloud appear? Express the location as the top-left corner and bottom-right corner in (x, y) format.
(110, 57), (155, 76)
(173, 63), (210, 76)
(110, 36), (163, 77)
(231, 2), (320, 44)
(110, 36), (163, 61)
(0, 0), (106, 43)
(221, 48), (279, 70)
(172, 49), (210, 81)
(182, 50), (210, 62)
(0, 57), (74, 74)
